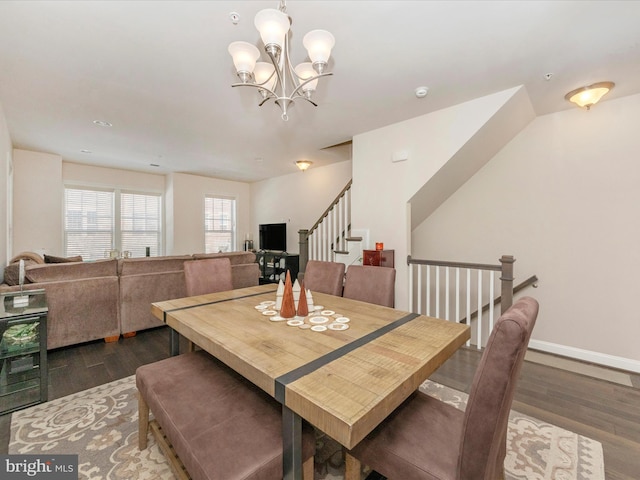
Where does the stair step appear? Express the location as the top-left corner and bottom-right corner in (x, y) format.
(345, 237), (362, 242)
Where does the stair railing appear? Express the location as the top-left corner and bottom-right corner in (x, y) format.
(408, 255), (536, 349)
(298, 180), (352, 273)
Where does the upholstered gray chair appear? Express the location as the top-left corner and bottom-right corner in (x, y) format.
(342, 265), (396, 307)
(345, 296), (539, 480)
(183, 258), (234, 352)
(184, 258), (233, 297)
(302, 260), (346, 296)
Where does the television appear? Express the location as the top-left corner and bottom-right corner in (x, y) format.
(259, 223), (287, 251)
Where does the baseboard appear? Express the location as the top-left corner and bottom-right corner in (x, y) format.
(528, 339), (640, 374)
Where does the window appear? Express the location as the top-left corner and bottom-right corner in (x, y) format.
(204, 196), (236, 253)
(64, 187), (162, 260)
(120, 191), (162, 258)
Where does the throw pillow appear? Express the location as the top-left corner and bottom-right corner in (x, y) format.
(44, 254), (83, 264)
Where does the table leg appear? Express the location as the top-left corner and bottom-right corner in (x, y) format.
(282, 405), (303, 480)
(169, 329), (180, 356)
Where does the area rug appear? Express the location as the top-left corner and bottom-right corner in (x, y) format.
(9, 376), (604, 480)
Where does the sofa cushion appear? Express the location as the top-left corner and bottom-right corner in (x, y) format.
(25, 259), (118, 283)
(193, 251), (256, 265)
(118, 255), (193, 276)
(44, 254), (83, 263)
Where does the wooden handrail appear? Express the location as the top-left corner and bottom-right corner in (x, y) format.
(407, 255), (502, 272)
(307, 180), (353, 237)
(463, 274), (539, 324)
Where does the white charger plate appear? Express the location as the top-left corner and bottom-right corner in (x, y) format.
(309, 316), (329, 324)
(328, 323), (349, 331)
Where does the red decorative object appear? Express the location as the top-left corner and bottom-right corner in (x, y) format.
(363, 249), (395, 267)
(280, 271), (296, 318)
(297, 281), (309, 317)
(375, 242), (384, 251)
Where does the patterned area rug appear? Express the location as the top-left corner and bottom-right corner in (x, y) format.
(9, 376), (604, 480)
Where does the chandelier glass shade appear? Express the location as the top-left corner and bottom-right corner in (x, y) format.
(228, 1), (335, 121)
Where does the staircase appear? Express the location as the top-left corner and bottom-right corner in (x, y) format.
(298, 180), (365, 273)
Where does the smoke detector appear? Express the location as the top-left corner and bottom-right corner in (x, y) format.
(415, 86), (429, 98)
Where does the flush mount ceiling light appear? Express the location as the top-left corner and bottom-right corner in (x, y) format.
(296, 160), (312, 171)
(228, 0), (335, 121)
(93, 120), (112, 127)
(565, 82), (614, 110)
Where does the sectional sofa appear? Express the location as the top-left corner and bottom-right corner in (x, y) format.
(0, 252), (259, 350)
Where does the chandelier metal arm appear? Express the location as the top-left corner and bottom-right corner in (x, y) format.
(289, 72), (333, 99)
(230, 81), (278, 101)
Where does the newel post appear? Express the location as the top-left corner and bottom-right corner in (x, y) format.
(298, 229), (309, 275)
(500, 255), (515, 314)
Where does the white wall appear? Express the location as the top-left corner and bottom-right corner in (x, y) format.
(13, 149), (63, 255)
(0, 101), (11, 269)
(167, 172), (251, 255)
(250, 160), (352, 254)
(10, 156), (251, 258)
(351, 88), (526, 310)
(63, 162), (165, 192)
(413, 93), (640, 369)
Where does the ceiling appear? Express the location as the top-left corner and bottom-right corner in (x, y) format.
(1, 1), (639, 183)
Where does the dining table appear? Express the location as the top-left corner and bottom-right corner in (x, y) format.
(151, 284), (470, 480)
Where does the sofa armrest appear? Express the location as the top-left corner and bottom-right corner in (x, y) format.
(1, 277), (120, 350)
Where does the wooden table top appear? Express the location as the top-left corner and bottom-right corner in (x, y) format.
(152, 284), (470, 449)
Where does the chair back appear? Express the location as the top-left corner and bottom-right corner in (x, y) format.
(458, 296), (538, 480)
(184, 258), (233, 297)
(303, 260), (345, 296)
(342, 265), (396, 307)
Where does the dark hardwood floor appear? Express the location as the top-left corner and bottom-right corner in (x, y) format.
(2, 327), (639, 479)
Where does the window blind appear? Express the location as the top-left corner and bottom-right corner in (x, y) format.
(121, 191), (162, 257)
(64, 187), (162, 260)
(204, 196), (236, 253)
(64, 188), (114, 261)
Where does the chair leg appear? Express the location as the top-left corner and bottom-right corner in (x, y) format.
(138, 392), (149, 450)
(344, 451), (361, 480)
(302, 456), (314, 480)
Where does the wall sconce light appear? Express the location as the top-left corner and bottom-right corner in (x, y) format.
(296, 160), (312, 171)
(565, 81), (614, 110)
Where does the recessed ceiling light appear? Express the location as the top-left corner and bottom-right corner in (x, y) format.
(93, 120), (112, 127)
(80, 149), (92, 154)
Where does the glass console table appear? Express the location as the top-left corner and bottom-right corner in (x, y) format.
(0, 289), (48, 415)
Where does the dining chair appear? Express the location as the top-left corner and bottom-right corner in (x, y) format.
(183, 258), (234, 352)
(344, 296), (539, 480)
(342, 265), (396, 307)
(302, 260), (346, 296)
(184, 257), (233, 297)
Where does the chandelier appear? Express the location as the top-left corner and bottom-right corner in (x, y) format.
(228, 0), (335, 121)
